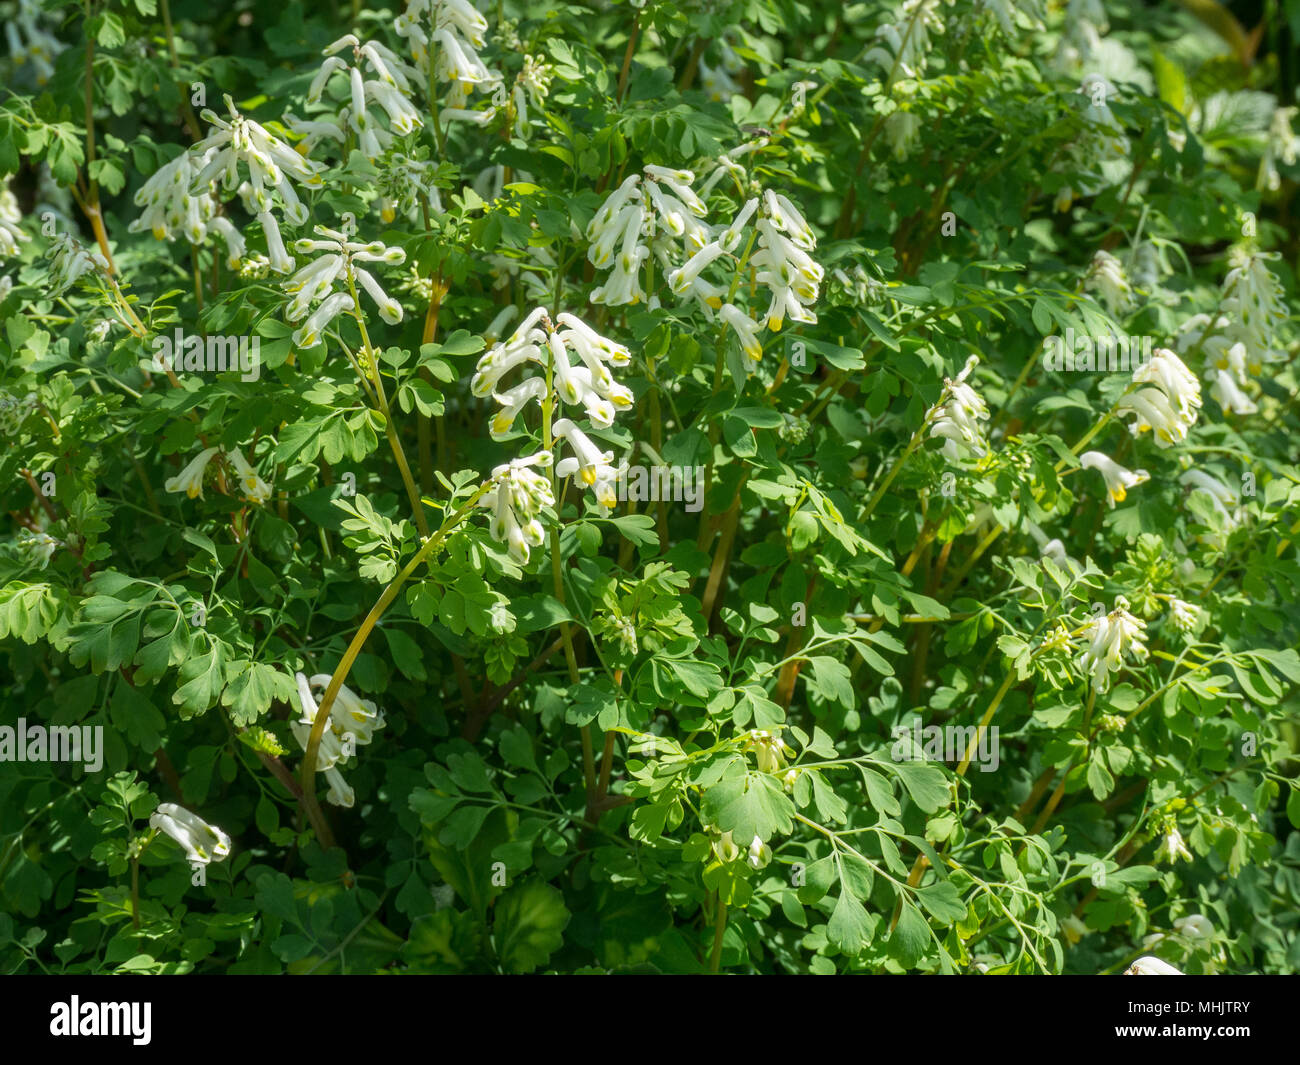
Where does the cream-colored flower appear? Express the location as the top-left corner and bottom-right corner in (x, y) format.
(1079, 451), (1149, 507)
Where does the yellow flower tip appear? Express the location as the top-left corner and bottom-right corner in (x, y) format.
(295, 142), (309, 156)
(581, 469), (598, 486)
(380, 207), (396, 223)
(1112, 487), (1126, 503)
(153, 226), (167, 240)
(706, 296), (722, 309)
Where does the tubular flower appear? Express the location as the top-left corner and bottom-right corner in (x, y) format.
(1259, 106), (1298, 192)
(1125, 956), (1184, 975)
(473, 308), (632, 519)
(747, 835), (773, 870)
(164, 447), (220, 499)
(1156, 825), (1193, 864)
(282, 219), (406, 346)
(480, 451), (555, 564)
(48, 233), (109, 295)
(291, 672), (386, 808)
(395, 0), (500, 124)
(129, 149), (245, 267)
(1117, 348), (1201, 447)
(1079, 450), (1149, 507)
(865, 0), (945, 83)
(194, 95), (324, 214)
(5, 0), (65, 87)
(1173, 914), (1213, 940)
(1085, 249), (1135, 316)
(511, 54), (554, 140)
(928, 355), (991, 464)
(0, 181), (30, 262)
(305, 674), (387, 745)
(302, 35), (423, 162)
(150, 803), (231, 865)
(1078, 595), (1147, 690)
(746, 730), (792, 773)
(227, 448), (273, 505)
(588, 167), (711, 308)
(1167, 597), (1200, 634)
(1220, 246), (1289, 368)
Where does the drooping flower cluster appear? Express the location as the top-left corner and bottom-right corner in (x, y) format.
(395, 0), (501, 125)
(292, 673), (387, 808)
(1259, 106), (1298, 192)
(0, 180), (29, 263)
(47, 233), (109, 296)
(864, 0), (945, 84)
(282, 220), (406, 347)
(150, 803), (231, 866)
(295, 35), (423, 162)
(129, 148), (246, 267)
(1078, 595), (1148, 690)
(4, 0), (65, 87)
(1116, 347), (1201, 448)
(164, 446), (272, 506)
(509, 54), (553, 140)
(927, 355), (991, 464)
(471, 308), (632, 543)
(190, 95), (326, 272)
(1085, 249), (1134, 316)
(588, 166), (710, 307)
(481, 452), (554, 564)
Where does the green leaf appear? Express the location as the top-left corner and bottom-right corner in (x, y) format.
(492, 881), (570, 974)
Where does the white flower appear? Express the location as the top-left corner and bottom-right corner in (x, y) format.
(511, 54), (554, 140)
(305, 674), (387, 745)
(1117, 348), (1200, 448)
(396, 0), (500, 126)
(16, 529), (59, 569)
(150, 803), (231, 865)
(227, 448), (272, 505)
(1221, 246), (1288, 368)
(1173, 914), (1213, 940)
(719, 303), (762, 362)
(302, 36), (423, 161)
(865, 0), (944, 83)
(1167, 597), (1200, 634)
(0, 181), (30, 262)
(747, 730), (791, 773)
(752, 214), (822, 331)
(1124, 955), (1184, 975)
(481, 451), (555, 564)
(1078, 595), (1147, 690)
(928, 355), (990, 464)
(587, 167), (713, 308)
(1157, 825), (1193, 864)
(164, 446), (220, 499)
(291, 672), (375, 807)
(1079, 451), (1149, 507)
(1181, 468), (1242, 532)
(712, 830), (741, 863)
(1259, 106), (1298, 192)
(1086, 250), (1135, 316)
(746, 835), (772, 870)
(885, 110), (922, 160)
(48, 234), (109, 295)
(5, 0), (65, 87)
(194, 94), (324, 238)
(283, 221), (406, 345)
(1209, 369), (1257, 416)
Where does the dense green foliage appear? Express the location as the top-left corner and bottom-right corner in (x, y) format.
(1, 0), (1299, 974)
